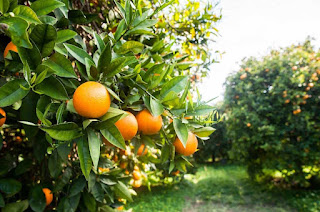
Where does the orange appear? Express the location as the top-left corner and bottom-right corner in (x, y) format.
(15, 136), (22, 142)
(132, 180), (142, 188)
(73, 81), (110, 118)
(42, 188), (53, 206)
(133, 165), (140, 171)
(246, 123), (251, 127)
(120, 162), (127, 169)
(0, 108), (6, 127)
(137, 144), (148, 156)
(115, 112), (138, 140)
(285, 99), (290, 104)
(173, 132), (198, 156)
(240, 73), (247, 80)
(136, 109), (162, 135)
(4, 42), (18, 58)
(117, 206), (124, 210)
(132, 170), (141, 180)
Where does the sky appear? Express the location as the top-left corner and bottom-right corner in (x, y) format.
(199, 0), (320, 103)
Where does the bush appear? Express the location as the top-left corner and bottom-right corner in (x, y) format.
(0, 0), (220, 211)
(224, 39), (320, 187)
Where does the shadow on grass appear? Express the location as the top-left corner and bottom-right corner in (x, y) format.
(127, 165), (320, 212)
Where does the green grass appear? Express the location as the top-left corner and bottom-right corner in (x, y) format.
(127, 165), (320, 212)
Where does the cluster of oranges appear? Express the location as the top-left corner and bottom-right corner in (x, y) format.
(73, 81), (198, 158)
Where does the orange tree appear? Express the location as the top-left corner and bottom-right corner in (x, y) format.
(0, 0), (219, 211)
(224, 40), (320, 187)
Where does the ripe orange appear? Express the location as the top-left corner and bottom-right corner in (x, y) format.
(246, 123), (251, 127)
(115, 112), (138, 140)
(73, 81), (110, 118)
(0, 108), (6, 127)
(285, 99), (290, 104)
(4, 42), (18, 58)
(42, 188), (53, 206)
(240, 73), (247, 80)
(15, 136), (22, 142)
(136, 109), (162, 135)
(132, 170), (141, 180)
(132, 180), (142, 188)
(173, 132), (198, 156)
(137, 144), (148, 156)
(120, 162), (128, 169)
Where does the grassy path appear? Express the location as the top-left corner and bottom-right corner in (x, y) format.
(127, 165), (320, 212)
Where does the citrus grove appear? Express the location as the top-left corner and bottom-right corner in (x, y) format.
(0, 0), (220, 211)
(224, 40), (320, 187)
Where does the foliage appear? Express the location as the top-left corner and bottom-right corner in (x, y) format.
(0, 0), (220, 210)
(224, 39), (320, 187)
(128, 165), (320, 212)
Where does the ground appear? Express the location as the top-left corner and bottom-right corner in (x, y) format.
(127, 165), (320, 212)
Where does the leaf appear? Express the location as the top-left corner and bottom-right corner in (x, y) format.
(0, 17), (32, 49)
(87, 130), (101, 171)
(56, 29), (77, 43)
(22, 62), (31, 84)
(69, 177), (86, 197)
(114, 19), (126, 40)
(82, 192), (96, 212)
(102, 57), (126, 78)
(48, 150), (63, 178)
(160, 76), (188, 99)
(187, 105), (215, 116)
(100, 125), (126, 150)
(39, 15), (57, 25)
(0, 179), (22, 195)
(93, 32), (105, 53)
(173, 118), (188, 148)
(30, 24), (57, 58)
(193, 127), (216, 137)
(0, 0), (9, 14)
(30, 0), (65, 16)
(98, 42), (111, 73)
(1, 200), (29, 212)
(56, 102), (66, 124)
(54, 167), (72, 191)
(41, 122), (83, 141)
(100, 107), (127, 121)
(13, 5), (41, 24)
(114, 181), (133, 202)
(35, 76), (68, 100)
(57, 141), (72, 162)
(29, 185), (46, 212)
(15, 159), (32, 176)
(42, 52), (77, 78)
(0, 79), (29, 107)
(64, 43), (94, 65)
(150, 98), (164, 117)
(17, 41), (42, 70)
(116, 41), (144, 54)
(91, 183), (104, 202)
(77, 137), (92, 180)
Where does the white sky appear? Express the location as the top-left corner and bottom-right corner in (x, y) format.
(199, 0), (320, 104)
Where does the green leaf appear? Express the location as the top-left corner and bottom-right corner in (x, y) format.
(98, 42), (111, 73)
(116, 41), (144, 54)
(102, 57), (126, 78)
(77, 137), (92, 180)
(114, 181), (133, 202)
(42, 52), (77, 78)
(35, 76), (68, 100)
(193, 127), (216, 137)
(29, 185), (46, 212)
(54, 167), (72, 191)
(56, 29), (77, 43)
(17, 42), (42, 70)
(57, 141), (72, 162)
(0, 79), (29, 107)
(100, 107), (127, 121)
(13, 6), (41, 24)
(100, 125), (125, 150)
(187, 105), (215, 116)
(30, 0), (65, 16)
(0, 193), (4, 207)
(149, 65), (172, 89)
(48, 150), (63, 178)
(56, 102), (66, 124)
(1, 200), (29, 212)
(64, 43), (94, 65)
(22, 62), (31, 84)
(0, 17), (32, 49)
(39, 15), (57, 25)
(114, 19), (126, 40)
(41, 122), (83, 141)
(93, 32), (105, 53)
(150, 98), (164, 117)
(85, 58), (98, 80)
(160, 76), (188, 99)
(91, 183), (104, 202)
(173, 118), (188, 148)
(124, 0), (133, 24)
(82, 192), (96, 212)
(0, 0), (9, 14)
(15, 159), (32, 176)
(0, 179), (22, 195)
(57, 193), (80, 212)
(87, 130), (100, 171)
(30, 24), (57, 58)
(69, 177), (86, 197)
(34, 69), (47, 85)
